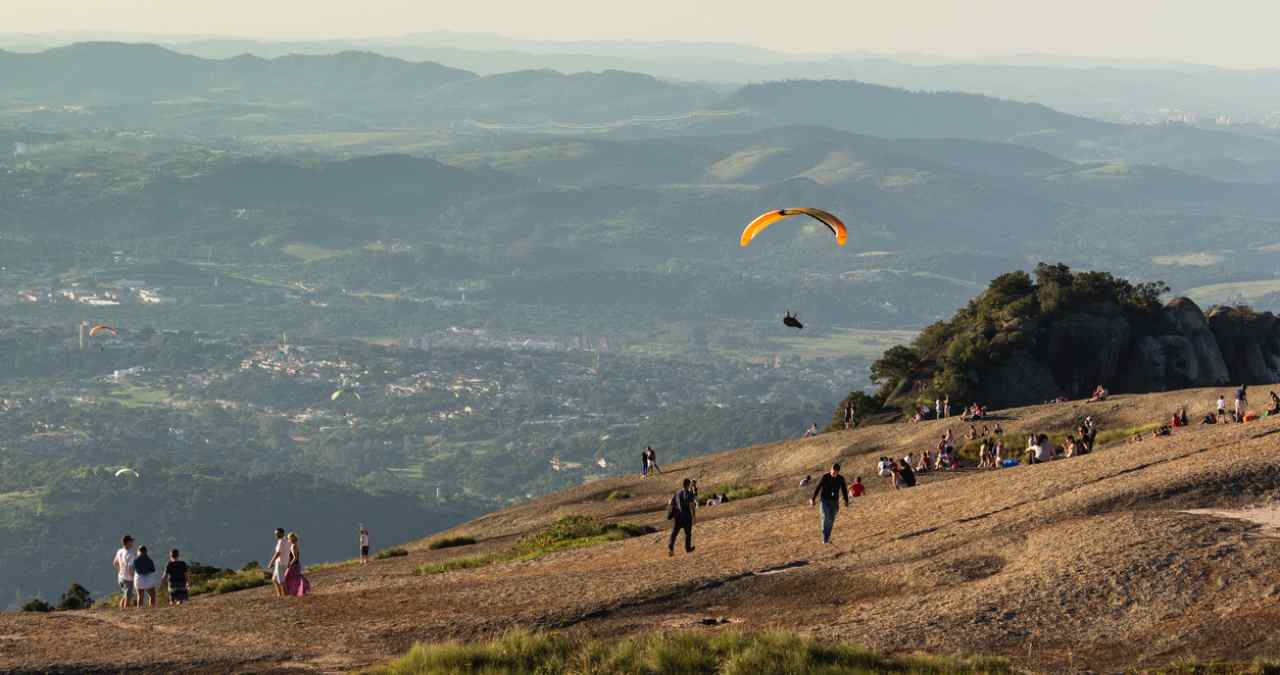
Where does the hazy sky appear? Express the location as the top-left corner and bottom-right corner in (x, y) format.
(6, 0), (1280, 68)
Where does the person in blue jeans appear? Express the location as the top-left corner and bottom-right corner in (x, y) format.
(666, 478), (697, 556)
(809, 463), (851, 544)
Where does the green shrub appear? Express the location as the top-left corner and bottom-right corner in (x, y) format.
(427, 536), (477, 550)
(604, 490), (631, 501)
(376, 548), (409, 560)
(21, 598), (53, 612)
(57, 583), (93, 611)
(189, 568), (270, 596)
(416, 517), (653, 576)
(365, 629), (1011, 675)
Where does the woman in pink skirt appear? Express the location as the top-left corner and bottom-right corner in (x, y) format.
(282, 532), (311, 597)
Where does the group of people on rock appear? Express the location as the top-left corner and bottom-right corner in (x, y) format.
(641, 446), (663, 477)
(266, 528), (311, 598)
(1024, 417), (1097, 464)
(112, 527), (319, 608)
(876, 454), (920, 488)
(1182, 386), (1280, 427)
(112, 535), (189, 608)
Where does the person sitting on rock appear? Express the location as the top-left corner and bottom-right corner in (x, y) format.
(877, 457), (893, 480)
(1036, 434), (1056, 461)
(1201, 412), (1217, 425)
(799, 475), (812, 488)
(914, 450), (931, 474)
(965, 425), (978, 441)
(1025, 435), (1042, 465)
(1089, 385), (1108, 402)
(1269, 390), (1280, 416)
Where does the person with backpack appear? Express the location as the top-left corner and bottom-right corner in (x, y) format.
(666, 478), (697, 557)
(132, 545), (160, 608)
(809, 463), (850, 544)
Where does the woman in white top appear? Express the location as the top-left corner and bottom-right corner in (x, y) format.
(359, 528), (370, 565)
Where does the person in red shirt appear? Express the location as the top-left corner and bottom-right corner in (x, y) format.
(849, 476), (865, 498)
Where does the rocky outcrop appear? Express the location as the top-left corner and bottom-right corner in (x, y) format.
(956, 298), (1276, 408)
(1165, 297), (1232, 383)
(1207, 306), (1280, 384)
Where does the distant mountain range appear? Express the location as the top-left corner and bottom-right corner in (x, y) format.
(8, 33), (1280, 126)
(4, 42), (1280, 182)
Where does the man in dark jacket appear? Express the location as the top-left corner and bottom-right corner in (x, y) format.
(667, 478), (697, 556)
(809, 463), (851, 544)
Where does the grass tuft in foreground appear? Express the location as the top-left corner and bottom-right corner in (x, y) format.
(416, 517), (652, 576)
(365, 629), (1011, 675)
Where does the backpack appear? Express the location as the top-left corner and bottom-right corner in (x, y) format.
(133, 555), (155, 576)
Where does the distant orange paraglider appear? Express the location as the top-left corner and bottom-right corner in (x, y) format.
(88, 324), (119, 338)
(739, 208), (848, 248)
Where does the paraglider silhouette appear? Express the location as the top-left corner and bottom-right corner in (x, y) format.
(783, 311), (803, 330)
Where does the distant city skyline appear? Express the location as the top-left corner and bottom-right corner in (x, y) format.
(5, 0), (1280, 69)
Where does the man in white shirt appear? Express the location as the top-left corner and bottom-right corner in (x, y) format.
(112, 534), (137, 608)
(359, 527), (370, 565)
(267, 528), (288, 598)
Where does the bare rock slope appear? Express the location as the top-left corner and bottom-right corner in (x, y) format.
(3, 386), (1280, 673)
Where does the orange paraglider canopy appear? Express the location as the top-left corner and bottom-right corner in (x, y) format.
(739, 208), (848, 247)
(88, 324), (119, 338)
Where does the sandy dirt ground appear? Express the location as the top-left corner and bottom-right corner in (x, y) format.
(3, 386), (1280, 673)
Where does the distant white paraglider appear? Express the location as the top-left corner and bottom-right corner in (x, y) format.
(114, 468), (140, 479)
(596, 457), (608, 469)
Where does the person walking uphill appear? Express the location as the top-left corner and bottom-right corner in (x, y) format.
(666, 478), (697, 557)
(809, 463), (850, 544)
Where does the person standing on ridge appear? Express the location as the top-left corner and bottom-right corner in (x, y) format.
(642, 446), (661, 477)
(359, 527), (371, 565)
(1235, 385), (1248, 419)
(944, 395), (951, 418)
(666, 478), (697, 556)
(163, 549), (189, 606)
(809, 463), (850, 544)
(267, 528), (289, 598)
(112, 534), (137, 608)
(133, 545), (159, 608)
